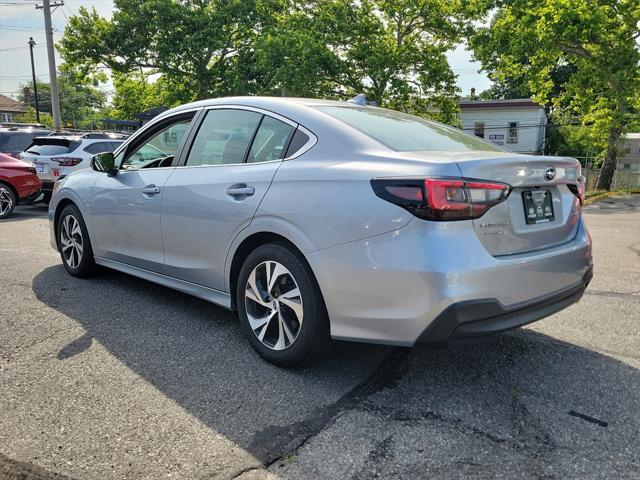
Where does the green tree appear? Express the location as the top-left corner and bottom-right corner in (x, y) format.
(316, 0), (475, 123)
(18, 71), (106, 129)
(470, 0), (640, 190)
(59, 1), (484, 125)
(59, 1), (284, 101)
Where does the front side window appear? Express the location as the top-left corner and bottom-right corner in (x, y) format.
(122, 117), (193, 170)
(186, 109), (262, 166)
(508, 122), (518, 144)
(315, 106), (501, 152)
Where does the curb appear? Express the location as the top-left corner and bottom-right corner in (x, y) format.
(584, 192), (618, 206)
(584, 191), (640, 206)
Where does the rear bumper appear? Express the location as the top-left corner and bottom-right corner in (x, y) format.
(306, 216), (593, 346)
(416, 268), (592, 346)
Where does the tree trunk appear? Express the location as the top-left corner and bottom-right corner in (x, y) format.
(596, 122), (623, 191)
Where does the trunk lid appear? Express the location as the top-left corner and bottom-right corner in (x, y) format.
(20, 137), (81, 181)
(455, 154), (582, 256)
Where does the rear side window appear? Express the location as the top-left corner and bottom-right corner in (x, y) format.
(83, 141), (116, 154)
(246, 116), (294, 163)
(186, 109), (262, 166)
(285, 129), (311, 158)
(25, 140), (81, 156)
(317, 106), (503, 152)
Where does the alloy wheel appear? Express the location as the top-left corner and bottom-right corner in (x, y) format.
(244, 261), (303, 351)
(60, 215), (83, 269)
(0, 187), (13, 216)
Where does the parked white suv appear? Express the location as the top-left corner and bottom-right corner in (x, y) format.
(19, 132), (127, 203)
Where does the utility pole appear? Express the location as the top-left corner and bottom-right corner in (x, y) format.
(36, 0), (64, 130)
(27, 37), (41, 124)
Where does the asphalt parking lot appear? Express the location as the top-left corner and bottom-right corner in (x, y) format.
(1, 195), (639, 480)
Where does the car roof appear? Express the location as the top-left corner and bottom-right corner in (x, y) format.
(0, 127), (52, 133)
(40, 133), (127, 142)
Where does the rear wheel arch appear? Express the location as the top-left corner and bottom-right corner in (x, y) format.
(228, 232), (325, 315)
(54, 198), (79, 248)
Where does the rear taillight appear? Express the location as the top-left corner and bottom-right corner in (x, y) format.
(568, 179), (585, 206)
(55, 157), (83, 167)
(371, 177), (511, 221)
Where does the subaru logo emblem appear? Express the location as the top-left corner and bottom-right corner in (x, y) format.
(544, 167), (556, 181)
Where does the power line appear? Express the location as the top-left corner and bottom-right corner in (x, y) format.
(0, 44), (47, 51)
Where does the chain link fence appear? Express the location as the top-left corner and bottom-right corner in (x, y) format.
(574, 156), (640, 191)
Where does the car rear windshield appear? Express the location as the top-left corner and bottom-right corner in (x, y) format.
(25, 139), (81, 156)
(316, 106), (503, 152)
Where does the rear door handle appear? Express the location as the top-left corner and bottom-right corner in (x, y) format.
(142, 184), (161, 195)
(227, 185), (255, 197)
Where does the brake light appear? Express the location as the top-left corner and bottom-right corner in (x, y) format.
(371, 177), (511, 221)
(568, 180), (585, 206)
(55, 157), (83, 167)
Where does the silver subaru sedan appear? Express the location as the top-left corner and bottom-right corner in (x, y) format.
(48, 96), (593, 366)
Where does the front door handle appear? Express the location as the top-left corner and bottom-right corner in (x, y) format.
(227, 185), (255, 197)
(142, 184), (161, 195)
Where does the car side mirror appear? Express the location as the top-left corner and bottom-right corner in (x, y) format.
(90, 152), (117, 176)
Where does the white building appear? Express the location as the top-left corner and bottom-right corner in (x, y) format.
(458, 98), (547, 154)
(620, 133), (640, 172)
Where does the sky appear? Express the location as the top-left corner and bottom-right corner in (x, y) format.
(0, 0), (491, 101)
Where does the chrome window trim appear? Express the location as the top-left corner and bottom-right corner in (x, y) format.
(197, 104), (318, 163)
(112, 104), (318, 170)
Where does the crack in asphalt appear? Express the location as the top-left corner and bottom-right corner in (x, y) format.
(0, 453), (78, 480)
(232, 348), (412, 478)
(351, 434), (395, 480)
(586, 289), (640, 298)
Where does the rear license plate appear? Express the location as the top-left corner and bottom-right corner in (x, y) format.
(522, 190), (554, 224)
(35, 164), (44, 173)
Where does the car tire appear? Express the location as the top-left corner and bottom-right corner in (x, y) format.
(236, 242), (331, 367)
(57, 204), (97, 277)
(0, 183), (16, 219)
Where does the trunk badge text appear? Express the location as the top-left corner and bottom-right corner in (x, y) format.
(479, 221), (509, 235)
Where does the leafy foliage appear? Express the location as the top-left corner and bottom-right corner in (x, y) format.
(58, 0), (488, 124)
(18, 71), (107, 129)
(470, 0), (640, 189)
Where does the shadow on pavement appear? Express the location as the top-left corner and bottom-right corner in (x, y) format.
(31, 264), (640, 473)
(2, 204), (49, 223)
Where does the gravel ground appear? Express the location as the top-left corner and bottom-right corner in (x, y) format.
(0, 194), (638, 480)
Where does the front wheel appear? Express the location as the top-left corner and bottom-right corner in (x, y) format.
(236, 243), (330, 366)
(0, 184), (16, 219)
(57, 205), (97, 277)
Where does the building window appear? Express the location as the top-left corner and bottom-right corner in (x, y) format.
(507, 122), (518, 143)
(623, 164), (631, 170)
(474, 122), (485, 139)
(624, 144), (631, 154)
(1, 113), (12, 123)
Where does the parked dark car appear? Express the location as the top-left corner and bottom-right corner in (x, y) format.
(0, 127), (53, 158)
